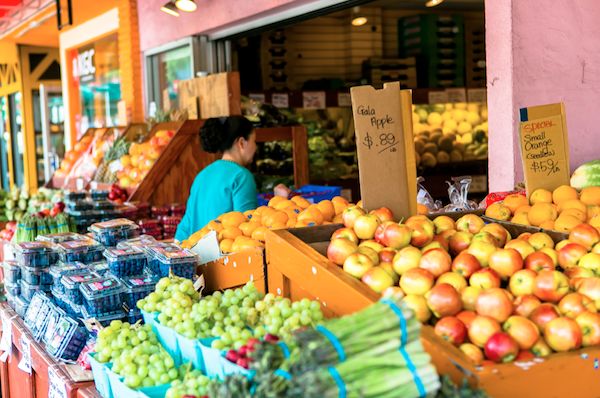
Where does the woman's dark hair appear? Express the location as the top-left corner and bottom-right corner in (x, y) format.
(199, 115), (253, 154)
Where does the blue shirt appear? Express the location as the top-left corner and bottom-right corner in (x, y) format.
(175, 160), (258, 241)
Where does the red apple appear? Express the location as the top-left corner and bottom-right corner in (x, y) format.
(579, 253), (600, 277)
(425, 283), (462, 318)
(419, 248), (452, 278)
(392, 246), (422, 275)
(357, 246), (380, 266)
(518, 233), (532, 241)
(577, 277), (600, 310)
(532, 270), (570, 303)
(528, 232), (555, 251)
(353, 214), (382, 240)
(558, 243), (588, 270)
(503, 315), (540, 350)
(459, 343), (484, 365)
(515, 351), (535, 361)
(539, 248), (559, 267)
(571, 277), (587, 292)
(400, 268), (435, 295)
(544, 317), (582, 352)
(505, 240), (535, 260)
(460, 286), (481, 312)
(342, 206), (367, 229)
(569, 223), (600, 252)
(565, 266), (595, 280)
(369, 207), (394, 223)
(378, 248), (397, 264)
(439, 229), (457, 241)
(361, 266), (394, 293)
(456, 310), (477, 330)
(484, 332), (519, 363)
(469, 316), (502, 348)
(436, 272), (467, 292)
(466, 241), (498, 268)
(343, 253), (374, 278)
(431, 235), (450, 252)
(327, 238), (358, 265)
(509, 269), (538, 296)
(529, 303), (561, 333)
(381, 223), (412, 250)
(433, 215), (456, 234)
(502, 289), (515, 302)
(456, 214), (486, 234)
(471, 231), (499, 248)
(469, 268), (501, 290)
(558, 293), (597, 319)
(448, 231), (474, 256)
(420, 241), (444, 253)
(481, 223), (510, 247)
(488, 248), (523, 280)
(406, 218), (435, 248)
(530, 336), (553, 357)
(379, 261), (400, 285)
(358, 240), (385, 253)
(381, 286), (404, 299)
(434, 316), (467, 346)
(513, 294), (541, 318)
(475, 288), (514, 323)
(575, 312), (600, 347)
(452, 252), (481, 278)
(331, 228), (359, 245)
(374, 221), (395, 243)
(403, 294), (432, 323)
(524, 252), (555, 273)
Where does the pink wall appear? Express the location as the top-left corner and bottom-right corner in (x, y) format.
(137, 0), (319, 51)
(486, 0), (600, 192)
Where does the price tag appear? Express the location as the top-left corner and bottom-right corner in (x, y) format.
(445, 88), (467, 103)
(428, 91), (448, 104)
(0, 312), (12, 362)
(90, 181), (98, 190)
(303, 92), (326, 109)
(193, 274), (205, 295)
(48, 367), (68, 398)
(249, 93), (266, 103)
(109, 160), (124, 173)
(76, 178), (84, 190)
(468, 88), (487, 103)
(337, 93), (352, 107)
(272, 93), (289, 108)
(18, 335), (31, 374)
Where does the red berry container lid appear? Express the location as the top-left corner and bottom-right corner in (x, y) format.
(129, 201), (150, 211)
(163, 225), (178, 234)
(151, 205), (169, 213)
(170, 203), (186, 212)
(162, 216), (182, 225)
(137, 219), (161, 229)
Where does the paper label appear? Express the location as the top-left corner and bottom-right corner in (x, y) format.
(467, 88), (487, 103)
(0, 312), (12, 362)
(18, 335), (31, 374)
(249, 93), (266, 103)
(445, 88), (467, 103)
(337, 93), (352, 107)
(90, 181), (98, 190)
(76, 178), (84, 190)
(186, 97), (199, 120)
(272, 93), (289, 108)
(428, 91), (448, 104)
(193, 274), (205, 294)
(303, 92), (326, 109)
(109, 160), (124, 173)
(48, 367), (68, 398)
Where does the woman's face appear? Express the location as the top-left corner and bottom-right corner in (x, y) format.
(240, 131), (257, 166)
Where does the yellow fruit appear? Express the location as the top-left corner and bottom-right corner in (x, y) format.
(480, 108), (488, 121)
(530, 189), (553, 205)
(441, 111), (452, 121)
(454, 103), (468, 110)
(442, 119), (458, 132)
(268, 196), (286, 208)
(219, 239), (233, 254)
(120, 155), (131, 167)
(552, 185), (579, 205)
(457, 121), (473, 135)
(527, 203), (558, 227)
(427, 112), (443, 126)
(485, 203), (511, 221)
(412, 112), (420, 123)
(462, 133), (473, 144)
(221, 212), (247, 228)
(467, 103), (480, 113)
(466, 112), (481, 126)
(452, 109), (466, 123)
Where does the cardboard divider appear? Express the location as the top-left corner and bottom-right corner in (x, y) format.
(481, 216), (569, 244)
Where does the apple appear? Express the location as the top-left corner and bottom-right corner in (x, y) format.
(571, 277), (587, 292)
(529, 303), (561, 333)
(509, 269), (538, 296)
(434, 316), (467, 346)
(381, 223), (412, 250)
(481, 223), (511, 248)
(436, 272), (468, 292)
(419, 248), (452, 278)
(471, 231), (500, 248)
(456, 310), (477, 330)
(433, 215), (456, 234)
(452, 252), (481, 278)
(503, 315), (540, 350)
(532, 270), (570, 303)
(475, 288), (514, 323)
(528, 232), (555, 251)
(342, 206), (367, 229)
(513, 294), (542, 318)
(558, 243), (588, 270)
(358, 240), (385, 253)
(439, 229), (457, 241)
(431, 235), (450, 252)
(515, 351), (535, 361)
(379, 261), (400, 285)
(369, 207), (394, 223)
(530, 336), (553, 357)
(358, 246), (380, 266)
(488, 248), (523, 280)
(466, 241), (498, 268)
(569, 223), (600, 251)
(558, 293), (597, 319)
(392, 246), (422, 275)
(579, 253), (600, 276)
(425, 283), (462, 318)
(555, 240), (571, 251)
(420, 241), (444, 253)
(374, 221), (395, 243)
(504, 240), (535, 260)
(544, 317), (582, 352)
(539, 247), (559, 267)
(353, 214), (382, 240)
(381, 286), (404, 299)
(524, 252), (555, 273)
(469, 316), (502, 348)
(577, 277), (600, 310)
(327, 238), (358, 265)
(502, 289), (515, 302)
(565, 267), (594, 281)
(403, 294), (432, 323)
(343, 253), (374, 278)
(485, 332), (520, 363)
(361, 266), (394, 293)
(456, 214), (486, 234)
(518, 233), (532, 241)
(448, 231), (474, 256)
(575, 312), (600, 347)
(469, 268), (501, 290)
(460, 286), (481, 312)
(459, 343), (484, 365)
(406, 218), (435, 248)
(331, 228), (359, 245)
(378, 248), (397, 263)
(400, 268), (435, 295)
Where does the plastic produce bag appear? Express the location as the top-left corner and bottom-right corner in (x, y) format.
(417, 177), (443, 213)
(444, 176), (478, 212)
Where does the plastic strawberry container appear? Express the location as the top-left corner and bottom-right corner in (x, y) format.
(103, 247), (148, 277)
(117, 205), (137, 220)
(120, 274), (159, 309)
(36, 232), (87, 243)
(90, 190), (109, 201)
(2, 260), (21, 283)
(13, 241), (58, 267)
(162, 216), (182, 226)
(57, 239), (105, 264)
(141, 228), (162, 240)
(170, 203), (186, 217)
(162, 234), (176, 241)
(163, 224), (178, 235)
(89, 219), (139, 247)
(79, 276), (124, 316)
(20, 279), (52, 301)
(62, 271), (100, 305)
(149, 246), (199, 278)
(20, 264), (52, 285)
(50, 263), (88, 293)
(4, 279), (21, 296)
(45, 316), (88, 361)
(151, 205), (170, 219)
(138, 219), (161, 229)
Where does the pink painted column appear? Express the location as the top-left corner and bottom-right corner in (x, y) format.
(486, 0), (600, 192)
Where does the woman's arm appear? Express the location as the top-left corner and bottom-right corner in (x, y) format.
(233, 169), (259, 213)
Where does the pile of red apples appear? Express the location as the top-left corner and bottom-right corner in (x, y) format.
(327, 206), (600, 365)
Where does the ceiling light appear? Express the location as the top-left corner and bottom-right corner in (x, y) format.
(161, 2), (179, 17)
(425, 0), (444, 7)
(351, 6), (367, 26)
(175, 0), (197, 12)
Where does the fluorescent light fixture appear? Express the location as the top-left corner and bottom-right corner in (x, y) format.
(161, 2), (180, 17)
(351, 6), (367, 26)
(426, 0), (444, 7)
(175, 0), (197, 12)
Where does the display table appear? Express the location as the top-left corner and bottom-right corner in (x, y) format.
(77, 386), (103, 398)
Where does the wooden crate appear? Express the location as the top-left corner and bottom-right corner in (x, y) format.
(177, 72), (242, 119)
(199, 247), (266, 294)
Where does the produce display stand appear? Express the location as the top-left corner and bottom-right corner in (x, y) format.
(77, 386), (102, 398)
(0, 303), (94, 398)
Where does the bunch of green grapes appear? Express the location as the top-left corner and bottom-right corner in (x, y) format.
(95, 321), (159, 363)
(254, 295), (325, 341)
(165, 370), (211, 398)
(136, 277), (200, 326)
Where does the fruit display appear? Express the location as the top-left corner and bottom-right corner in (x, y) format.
(103, 247), (148, 277)
(165, 370), (211, 398)
(0, 186), (65, 223)
(413, 102), (488, 168)
(90, 218), (140, 247)
(571, 159), (600, 190)
(93, 136), (132, 184)
(57, 239), (105, 263)
(485, 184), (600, 233)
(79, 275), (125, 316)
(54, 134), (95, 178)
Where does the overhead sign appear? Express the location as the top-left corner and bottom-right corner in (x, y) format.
(72, 47), (96, 83)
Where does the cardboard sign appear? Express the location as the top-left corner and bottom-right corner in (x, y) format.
(249, 93), (266, 103)
(163, 89), (171, 111)
(519, 103), (570, 195)
(272, 93), (289, 108)
(18, 335), (31, 374)
(303, 92), (326, 109)
(428, 91), (448, 104)
(186, 97), (199, 120)
(337, 93), (352, 107)
(48, 367), (68, 398)
(350, 82), (417, 220)
(468, 88), (487, 103)
(445, 88), (467, 103)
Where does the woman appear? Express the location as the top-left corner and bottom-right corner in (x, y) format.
(175, 115), (290, 241)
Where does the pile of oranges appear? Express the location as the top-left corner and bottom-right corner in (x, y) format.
(54, 135), (94, 178)
(486, 185), (600, 234)
(180, 196), (354, 253)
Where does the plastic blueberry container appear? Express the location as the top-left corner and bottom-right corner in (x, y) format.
(90, 190), (109, 201)
(20, 279), (52, 301)
(57, 239), (105, 264)
(23, 292), (49, 330)
(86, 261), (109, 276)
(42, 305), (66, 345)
(103, 247), (148, 277)
(144, 242), (180, 275)
(36, 232), (87, 243)
(20, 265), (52, 285)
(50, 263), (88, 293)
(89, 219), (139, 247)
(2, 260), (21, 283)
(66, 200), (94, 211)
(127, 308), (143, 324)
(116, 235), (157, 249)
(13, 241), (58, 268)
(65, 190), (87, 201)
(51, 285), (69, 313)
(61, 271), (100, 305)
(79, 276), (124, 316)
(29, 296), (55, 340)
(81, 306), (126, 326)
(45, 316), (88, 361)
(93, 200), (115, 210)
(120, 274), (159, 309)
(4, 279), (21, 296)
(149, 246), (199, 278)
(14, 294), (29, 318)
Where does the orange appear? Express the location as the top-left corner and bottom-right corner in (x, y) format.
(560, 208), (587, 223)
(260, 208), (278, 226)
(298, 206), (324, 225)
(558, 199), (587, 214)
(252, 206), (268, 220)
(530, 189), (553, 205)
(552, 185), (579, 205)
(120, 155), (131, 167)
(291, 196), (311, 209)
(514, 205), (531, 216)
(268, 222), (288, 230)
(580, 187), (600, 206)
(274, 200), (294, 210)
(554, 215), (581, 233)
(503, 194), (529, 215)
(251, 226), (269, 242)
(316, 200), (336, 222)
(80, 136), (92, 144)
(243, 210), (255, 221)
(588, 205), (600, 221)
(238, 239), (264, 251)
(417, 204), (430, 215)
(539, 220), (555, 230)
(589, 215), (600, 229)
(356, 200), (363, 208)
(130, 155), (140, 167)
(239, 221), (261, 237)
(485, 203), (511, 221)
(268, 196), (286, 208)
(511, 213), (532, 226)
(332, 196), (349, 206)
(219, 227), (242, 241)
(322, 221), (332, 225)
(332, 213), (343, 224)
(60, 159), (73, 172)
(527, 203), (558, 227)
(283, 207), (302, 219)
(263, 211), (289, 227)
(207, 220), (224, 233)
(216, 214), (225, 222)
(221, 212), (247, 228)
(286, 218), (297, 228)
(129, 143), (140, 156)
(333, 202), (348, 215)
(219, 239), (233, 254)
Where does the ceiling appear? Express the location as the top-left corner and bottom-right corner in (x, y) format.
(367, 0), (484, 11)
